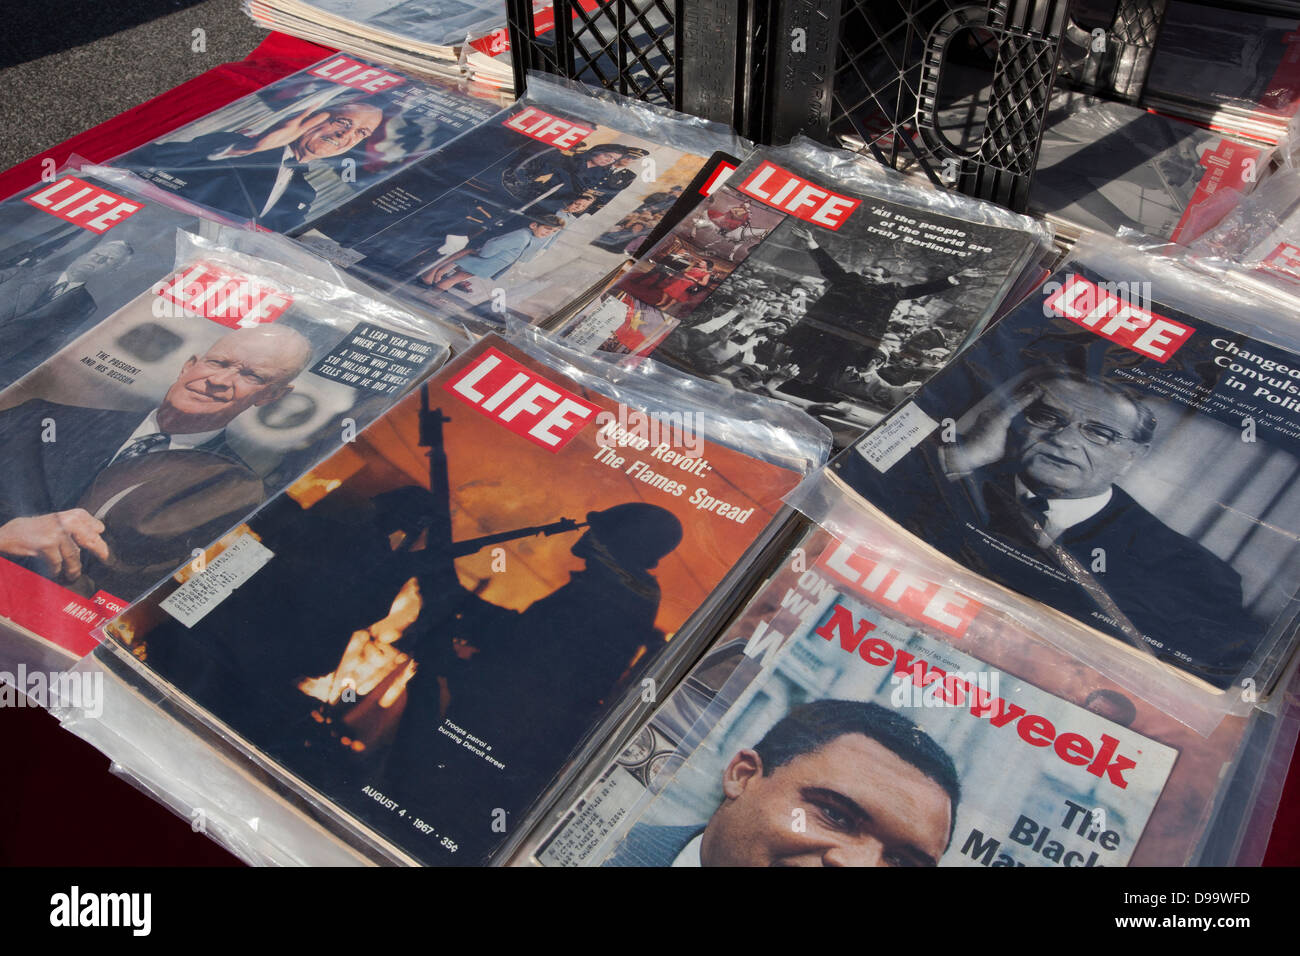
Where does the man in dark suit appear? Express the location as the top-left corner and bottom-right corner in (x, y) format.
(124, 101), (384, 232)
(0, 324), (313, 594)
(866, 366), (1258, 685)
(0, 240), (133, 387)
(605, 699), (960, 867)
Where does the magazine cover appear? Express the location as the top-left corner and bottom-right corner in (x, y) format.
(96, 334), (814, 865)
(110, 54), (500, 233)
(0, 169), (225, 390)
(821, 237), (1300, 692)
(1031, 90), (1267, 243)
(534, 526), (1248, 867)
(0, 232), (451, 661)
(560, 139), (1049, 441)
(296, 75), (743, 331)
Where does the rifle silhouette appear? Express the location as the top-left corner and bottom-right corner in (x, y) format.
(417, 384), (584, 566)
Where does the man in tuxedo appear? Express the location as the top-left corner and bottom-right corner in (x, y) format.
(606, 699), (960, 867)
(125, 101), (385, 232)
(0, 324), (313, 591)
(0, 240), (133, 387)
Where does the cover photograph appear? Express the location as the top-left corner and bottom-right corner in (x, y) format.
(0, 169), (220, 390)
(0, 233), (451, 661)
(823, 237), (1300, 693)
(296, 76), (742, 331)
(535, 526), (1249, 867)
(110, 53), (499, 232)
(560, 139), (1049, 442)
(96, 334), (816, 866)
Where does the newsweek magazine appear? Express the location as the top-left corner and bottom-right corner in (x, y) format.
(1143, 0), (1300, 145)
(1031, 90), (1268, 244)
(813, 235), (1300, 697)
(295, 74), (744, 333)
(559, 139), (1050, 443)
(108, 54), (500, 233)
(0, 168), (223, 391)
(0, 230), (452, 665)
(92, 334), (824, 865)
(533, 525), (1249, 867)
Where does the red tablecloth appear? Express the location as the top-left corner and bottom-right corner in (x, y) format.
(0, 32), (334, 202)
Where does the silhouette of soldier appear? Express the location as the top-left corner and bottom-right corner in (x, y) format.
(381, 501), (683, 861)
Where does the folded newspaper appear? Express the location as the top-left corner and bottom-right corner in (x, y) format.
(805, 235), (1300, 695)
(533, 525), (1250, 867)
(558, 138), (1051, 443)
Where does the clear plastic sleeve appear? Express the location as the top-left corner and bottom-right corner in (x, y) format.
(531, 523), (1253, 867)
(1194, 655), (1300, 865)
(294, 71), (747, 336)
(0, 225), (454, 687)
(104, 53), (502, 234)
(554, 135), (1053, 446)
(787, 232), (1300, 733)
(0, 160), (231, 391)
(54, 653), (372, 866)
(1032, 89), (1274, 244)
(64, 330), (828, 866)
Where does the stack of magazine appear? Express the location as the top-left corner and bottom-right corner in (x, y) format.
(242, 0), (518, 87)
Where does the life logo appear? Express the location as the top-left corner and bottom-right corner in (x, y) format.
(154, 261), (294, 328)
(308, 55), (404, 92)
(503, 107), (594, 149)
(1044, 275), (1194, 363)
(23, 176), (142, 233)
(816, 538), (982, 638)
(736, 161), (860, 230)
(445, 346), (600, 451)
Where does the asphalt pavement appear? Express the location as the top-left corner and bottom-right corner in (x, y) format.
(0, 0), (265, 172)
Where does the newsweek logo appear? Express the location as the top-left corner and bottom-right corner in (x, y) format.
(503, 107), (594, 150)
(814, 602), (1139, 789)
(816, 538), (981, 639)
(737, 161), (860, 230)
(1044, 274), (1193, 362)
(446, 347), (600, 451)
(308, 55), (404, 92)
(154, 261), (294, 328)
(23, 176), (143, 233)
(700, 161), (737, 196)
